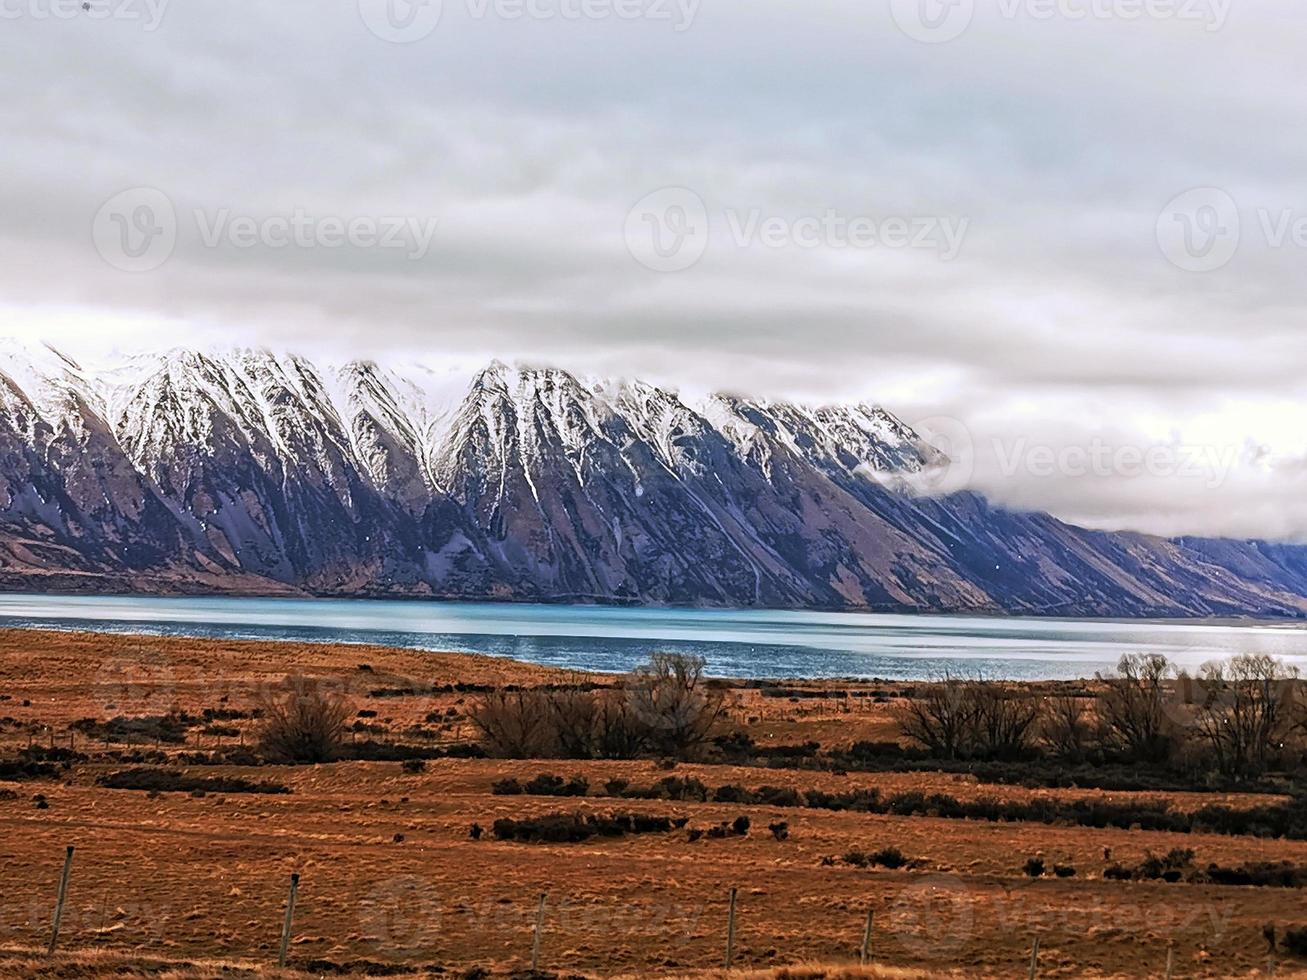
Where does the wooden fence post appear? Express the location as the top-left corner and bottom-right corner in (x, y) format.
(860, 908), (874, 965)
(278, 873), (300, 968)
(47, 846), (75, 955)
(1028, 936), (1040, 979)
(1165, 941), (1175, 980)
(531, 892), (547, 970)
(725, 887), (738, 970)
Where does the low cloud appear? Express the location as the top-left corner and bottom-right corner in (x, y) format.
(1, 1), (1305, 540)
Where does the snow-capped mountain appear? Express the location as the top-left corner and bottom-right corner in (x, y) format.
(1, 340), (1306, 617)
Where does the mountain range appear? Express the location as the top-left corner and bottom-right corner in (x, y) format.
(0, 341), (1305, 618)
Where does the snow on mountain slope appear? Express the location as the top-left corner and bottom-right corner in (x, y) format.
(0, 342), (1303, 617)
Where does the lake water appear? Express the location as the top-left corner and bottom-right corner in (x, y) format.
(2, 593), (1306, 680)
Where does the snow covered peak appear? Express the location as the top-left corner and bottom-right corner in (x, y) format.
(0, 343), (931, 506)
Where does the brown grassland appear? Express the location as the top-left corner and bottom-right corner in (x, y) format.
(0, 628), (1305, 979)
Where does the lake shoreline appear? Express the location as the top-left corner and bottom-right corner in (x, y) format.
(2, 592), (1306, 681)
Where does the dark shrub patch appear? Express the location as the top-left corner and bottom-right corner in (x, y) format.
(1283, 926), (1307, 957)
(490, 811), (678, 843)
(1201, 862), (1307, 888)
(401, 759), (426, 774)
(177, 747), (261, 767)
(71, 713), (197, 745)
(561, 776), (1307, 841)
(0, 760), (61, 781)
(523, 773), (588, 797)
(769, 821), (790, 841)
(443, 743), (486, 759)
(338, 740), (455, 763)
(95, 767), (290, 795)
(872, 847), (908, 869)
(1053, 864), (1076, 878)
(492, 778), (523, 795)
(18, 745), (85, 764)
(754, 785), (802, 807)
(1024, 857), (1046, 878)
(1099, 849), (1306, 888)
(732, 815), (751, 835)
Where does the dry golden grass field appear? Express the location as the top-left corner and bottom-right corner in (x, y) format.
(0, 629), (1304, 979)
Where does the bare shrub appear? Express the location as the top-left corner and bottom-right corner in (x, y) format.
(592, 692), (650, 759)
(895, 674), (1038, 760)
(469, 654), (732, 761)
(625, 653), (729, 759)
(256, 676), (351, 764)
(1096, 653), (1173, 764)
(894, 673), (977, 760)
(545, 688), (602, 759)
(470, 686), (648, 759)
(467, 689), (556, 758)
(1042, 693), (1095, 762)
(969, 683), (1042, 759)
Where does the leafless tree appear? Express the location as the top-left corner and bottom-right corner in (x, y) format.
(970, 682), (1042, 759)
(1191, 655), (1300, 776)
(469, 654), (733, 760)
(1096, 653), (1173, 763)
(543, 687), (601, 759)
(1042, 692), (1095, 762)
(625, 652), (729, 758)
(894, 674), (979, 760)
(256, 675), (352, 764)
(591, 692), (649, 759)
(468, 689), (556, 758)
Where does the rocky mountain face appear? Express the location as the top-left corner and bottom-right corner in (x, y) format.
(0, 341), (1305, 617)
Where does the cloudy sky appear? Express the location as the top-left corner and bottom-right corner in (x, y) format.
(2, 0), (1306, 541)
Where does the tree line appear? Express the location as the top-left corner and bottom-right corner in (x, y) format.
(896, 652), (1306, 778)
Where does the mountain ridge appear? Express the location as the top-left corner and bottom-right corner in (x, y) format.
(0, 340), (1304, 618)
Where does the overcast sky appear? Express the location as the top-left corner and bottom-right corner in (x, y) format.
(2, 0), (1306, 541)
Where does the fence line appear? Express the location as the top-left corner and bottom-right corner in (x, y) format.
(35, 847), (1207, 977)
